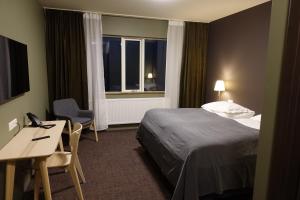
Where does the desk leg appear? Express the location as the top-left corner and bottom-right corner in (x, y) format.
(5, 161), (16, 200)
(38, 158), (52, 200)
(34, 170), (41, 200)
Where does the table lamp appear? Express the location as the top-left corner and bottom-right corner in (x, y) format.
(214, 80), (225, 100)
(147, 73), (153, 79)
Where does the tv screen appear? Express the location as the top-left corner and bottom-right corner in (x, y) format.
(0, 35), (30, 104)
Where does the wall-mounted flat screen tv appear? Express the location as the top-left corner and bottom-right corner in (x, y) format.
(0, 35), (30, 104)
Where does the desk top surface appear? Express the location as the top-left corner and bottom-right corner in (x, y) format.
(0, 121), (66, 161)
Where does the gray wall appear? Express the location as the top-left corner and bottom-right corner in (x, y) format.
(206, 2), (272, 113)
(0, 0), (48, 198)
(102, 15), (168, 38)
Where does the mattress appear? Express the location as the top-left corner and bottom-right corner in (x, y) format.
(136, 108), (259, 200)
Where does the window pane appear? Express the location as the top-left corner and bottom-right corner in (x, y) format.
(103, 36), (121, 91)
(125, 40), (140, 90)
(144, 40), (167, 91)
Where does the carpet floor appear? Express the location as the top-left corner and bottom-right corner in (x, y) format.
(34, 129), (172, 200)
(25, 129), (252, 200)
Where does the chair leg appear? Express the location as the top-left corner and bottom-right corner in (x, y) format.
(68, 120), (72, 135)
(34, 170), (41, 200)
(93, 120), (98, 142)
(68, 165), (84, 200)
(58, 137), (64, 152)
(75, 155), (86, 183)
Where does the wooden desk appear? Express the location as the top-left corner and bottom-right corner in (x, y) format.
(0, 120), (66, 200)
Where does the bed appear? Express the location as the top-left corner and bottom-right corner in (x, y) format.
(136, 106), (260, 200)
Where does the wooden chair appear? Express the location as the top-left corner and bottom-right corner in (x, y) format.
(34, 123), (84, 200)
(58, 120), (86, 183)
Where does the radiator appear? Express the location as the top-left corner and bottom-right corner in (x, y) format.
(107, 98), (167, 125)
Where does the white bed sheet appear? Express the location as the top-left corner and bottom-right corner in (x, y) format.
(234, 118), (261, 130)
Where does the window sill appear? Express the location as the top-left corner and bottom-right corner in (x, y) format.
(106, 91), (165, 99)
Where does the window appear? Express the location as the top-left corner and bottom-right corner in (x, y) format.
(144, 40), (166, 91)
(103, 36), (166, 92)
(123, 39), (142, 91)
(103, 37), (121, 91)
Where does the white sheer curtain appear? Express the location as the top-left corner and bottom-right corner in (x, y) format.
(165, 21), (185, 108)
(83, 12), (108, 130)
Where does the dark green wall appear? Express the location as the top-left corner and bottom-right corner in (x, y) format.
(253, 0), (289, 199)
(0, 0), (48, 198)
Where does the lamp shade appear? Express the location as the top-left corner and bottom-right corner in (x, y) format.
(214, 80), (225, 91)
(147, 73), (153, 79)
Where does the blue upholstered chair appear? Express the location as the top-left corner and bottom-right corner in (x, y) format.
(53, 98), (98, 142)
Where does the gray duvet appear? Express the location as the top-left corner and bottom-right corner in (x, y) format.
(136, 108), (259, 200)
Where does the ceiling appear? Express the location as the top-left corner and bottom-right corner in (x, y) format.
(39, 0), (270, 23)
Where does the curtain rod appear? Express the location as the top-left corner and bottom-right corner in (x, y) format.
(43, 6), (188, 22)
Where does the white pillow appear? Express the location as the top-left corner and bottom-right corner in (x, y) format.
(202, 101), (255, 119)
(202, 101), (252, 114)
(251, 114), (261, 121)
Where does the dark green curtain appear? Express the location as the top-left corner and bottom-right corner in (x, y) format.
(45, 9), (88, 111)
(179, 22), (208, 108)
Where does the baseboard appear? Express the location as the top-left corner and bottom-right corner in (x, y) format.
(107, 123), (139, 131)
